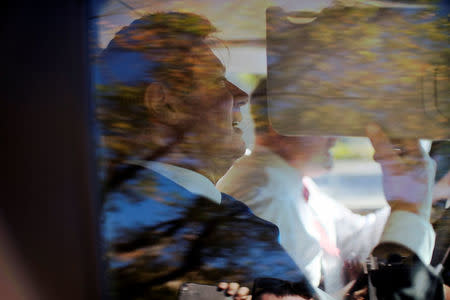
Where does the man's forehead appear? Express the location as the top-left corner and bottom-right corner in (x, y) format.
(192, 43), (226, 73)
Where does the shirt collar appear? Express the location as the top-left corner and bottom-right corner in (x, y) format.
(143, 161), (222, 204)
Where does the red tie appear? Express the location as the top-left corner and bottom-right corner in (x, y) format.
(302, 185), (310, 202)
(302, 181), (340, 257)
(313, 219), (341, 257)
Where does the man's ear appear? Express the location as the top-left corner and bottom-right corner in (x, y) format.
(144, 82), (185, 125)
(144, 82), (180, 124)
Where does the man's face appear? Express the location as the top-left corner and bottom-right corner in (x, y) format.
(179, 44), (248, 164)
(278, 135), (337, 177)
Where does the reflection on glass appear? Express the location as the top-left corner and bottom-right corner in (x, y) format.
(93, 2), (449, 300)
(267, 4), (449, 138)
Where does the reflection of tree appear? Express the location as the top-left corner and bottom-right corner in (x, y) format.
(267, 4), (449, 138)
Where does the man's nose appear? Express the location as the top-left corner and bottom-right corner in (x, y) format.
(225, 80), (248, 104)
(225, 79), (248, 124)
(233, 106), (243, 123)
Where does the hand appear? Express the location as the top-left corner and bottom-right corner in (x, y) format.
(217, 281), (313, 300)
(366, 123), (436, 219)
(218, 282), (252, 300)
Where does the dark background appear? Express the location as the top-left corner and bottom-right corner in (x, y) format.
(2, 1), (102, 299)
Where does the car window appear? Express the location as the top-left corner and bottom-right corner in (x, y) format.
(92, 1), (449, 299)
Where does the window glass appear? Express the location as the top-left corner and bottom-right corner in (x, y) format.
(92, 1), (449, 299)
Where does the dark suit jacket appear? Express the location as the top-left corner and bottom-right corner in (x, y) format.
(101, 167), (314, 299)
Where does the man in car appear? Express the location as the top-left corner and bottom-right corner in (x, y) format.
(98, 12), (443, 300)
(98, 12), (315, 300)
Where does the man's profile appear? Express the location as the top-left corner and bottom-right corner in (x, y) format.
(97, 12), (314, 300)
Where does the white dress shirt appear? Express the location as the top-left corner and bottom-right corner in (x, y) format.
(218, 146), (434, 295)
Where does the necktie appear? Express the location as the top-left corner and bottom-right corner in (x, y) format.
(302, 182), (340, 257)
(303, 181), (344, 293)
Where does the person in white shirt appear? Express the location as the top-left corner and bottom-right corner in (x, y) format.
(218, 79), (391, 293)
(218, 79), (441, 298)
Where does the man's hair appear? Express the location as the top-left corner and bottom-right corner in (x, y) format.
(96, 12), (217, 173)
(250, 78), (271, 134)
(98, 12), (216, 93)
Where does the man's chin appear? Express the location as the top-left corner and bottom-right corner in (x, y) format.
(213, 145), (246, 180)
(220, 143), (246, 165)
(225, 134), (245, 156)
(233, 141), (247, 159)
